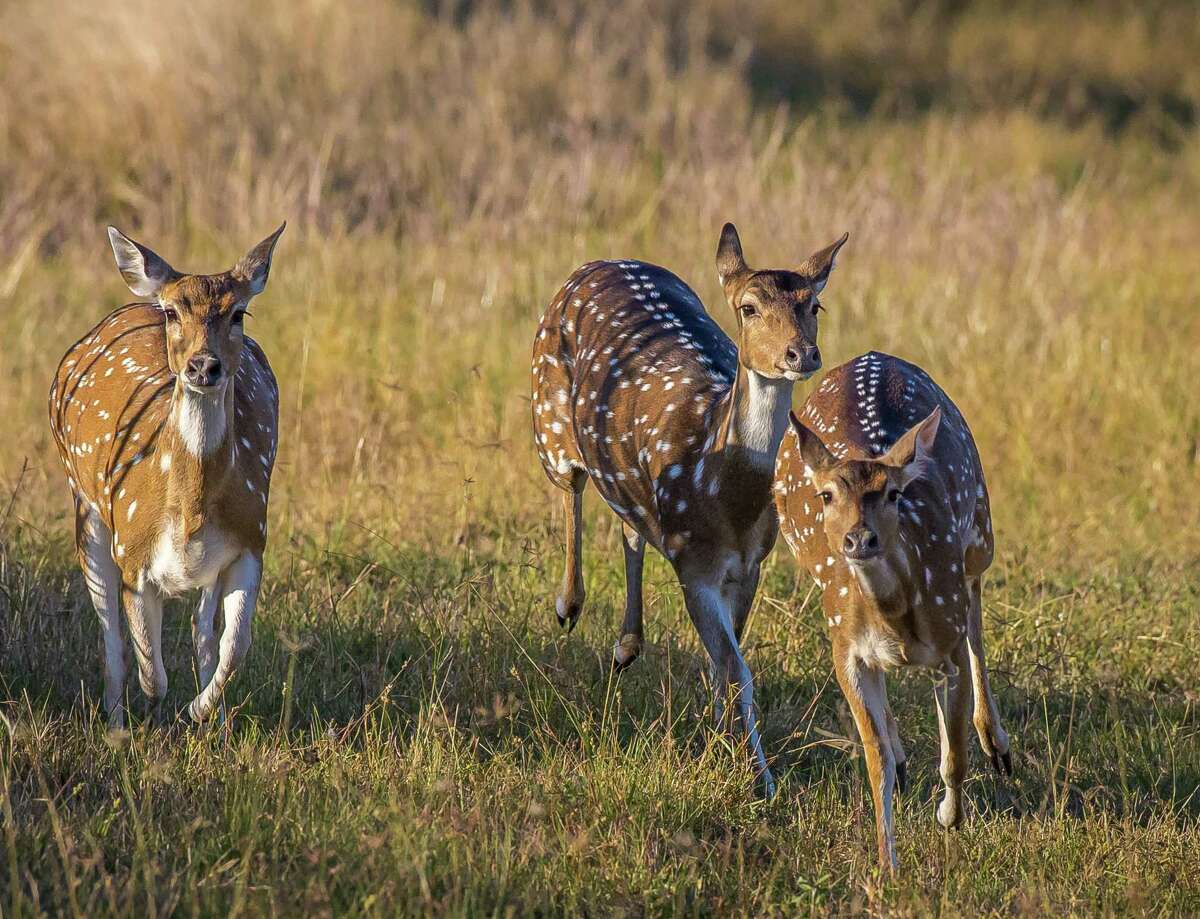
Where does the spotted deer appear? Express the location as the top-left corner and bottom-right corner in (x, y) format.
(774, 351), (1012, 868)
(532, 224), (848, 795)
(48, 225), (284, 727)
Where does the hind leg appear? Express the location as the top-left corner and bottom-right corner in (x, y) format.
(77, 505), (127, 728)
(555, 470), (587, 631)
(612, 524), (644, 669)
(966, 576), (1012, 775)
(123, 580), (167, 723)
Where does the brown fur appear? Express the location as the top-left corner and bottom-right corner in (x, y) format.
(531, 224), (848, 796)
(774, 351), (1011, 868)
(50, 302), (277, 573)
(48, 226), (283, 724)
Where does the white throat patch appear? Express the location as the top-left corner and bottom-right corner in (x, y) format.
(172, 384), (228, 456)
(733, 371), (793, 470)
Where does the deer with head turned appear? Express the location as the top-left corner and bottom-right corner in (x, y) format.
(531, 224), (849, 796)
(774, 351), (1013, 868)
(48, 225), (285, 727)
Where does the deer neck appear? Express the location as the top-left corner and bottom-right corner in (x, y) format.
(849, 547), (912, 614)
(721, 363), (794, 471)
(706, 363), (794, 526)
(161, 377), (236, 526)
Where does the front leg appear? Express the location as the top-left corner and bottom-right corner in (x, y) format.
(679, 561), (775, 799)
(833, 641), (897, 870)
(885, 701), (908, 794)
(192, 584), (222, 721)
(934, 640), (972, 830)
(826, 595), (907, 796)
(187, 552), (260, 723)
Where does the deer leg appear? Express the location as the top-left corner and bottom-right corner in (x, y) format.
(834, 649), (897, 870)
(731, 563), (761, 643)
(885, 701), (908, 794)
(188, 552), (260, 723)
(680, 573), (775, 799)
(966, 576), (1012, 775)
(555, 475), (587, 631)
(934, 642), (972, 830)
(192, 583), (223, 723)
(706, 566), (762, 731)
(612, 524), (645, 670)
(78, 508), (127, 728)
(123, 580), (167, 723)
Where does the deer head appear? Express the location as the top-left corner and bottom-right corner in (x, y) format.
(107, 224), (285, 395)
(790, 408), (941, 562)
(715, 224), (848, 381)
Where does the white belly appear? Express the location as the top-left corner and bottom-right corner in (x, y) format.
(148, 520), (238, 595)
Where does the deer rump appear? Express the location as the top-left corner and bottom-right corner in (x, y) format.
(532, 259), (742, 555)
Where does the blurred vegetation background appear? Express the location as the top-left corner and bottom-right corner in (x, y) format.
(0, 0), (1197, 914)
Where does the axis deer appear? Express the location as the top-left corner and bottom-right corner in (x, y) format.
(774, 351), (1012, 868)
(531, 224), (848, 796)
(48, 224), (285, 727)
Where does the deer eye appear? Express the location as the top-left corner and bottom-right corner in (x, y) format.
(161, 307), (179, 323)
(818, 490), (833, 504)
(232, 310), (247, 325)
(887, 488), (901, 503)
(810, 299), (824, 316)
(739, 302), (758, 318)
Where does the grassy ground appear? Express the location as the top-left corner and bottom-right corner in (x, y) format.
(2, 0), (1199, 914)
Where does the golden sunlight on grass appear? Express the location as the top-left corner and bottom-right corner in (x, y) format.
(0, 0), (1197, 914)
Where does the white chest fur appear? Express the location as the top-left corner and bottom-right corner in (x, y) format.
(847, 628), (905, 671)
(147, 519), (239, 595)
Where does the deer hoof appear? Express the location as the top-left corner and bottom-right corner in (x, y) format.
(994, 749), (1013, 777)
(759, 770), (777, 801)
(937, 794), (963, 829)
(611, 634), (642, 671)
(895, 761), (908, 794)
(555, 595), (583, 632)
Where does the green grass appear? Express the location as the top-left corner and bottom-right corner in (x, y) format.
(1, 524), (1197, 914)
(2, 0), (1200, 914)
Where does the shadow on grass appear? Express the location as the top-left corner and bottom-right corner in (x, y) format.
(2, 519), (1196, 829)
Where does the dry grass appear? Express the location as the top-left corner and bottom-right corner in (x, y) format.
(1, 0), (1198, 914)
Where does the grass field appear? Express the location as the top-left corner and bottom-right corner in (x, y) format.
(1, 0), (1199, 914)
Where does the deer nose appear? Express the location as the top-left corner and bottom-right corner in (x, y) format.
(184, 352), (223, 388)
(843, 527), (880, 560)
(785, 343), (821, 374)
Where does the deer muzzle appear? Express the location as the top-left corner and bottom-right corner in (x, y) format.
(843, 526), (881, 561)
(781, 342), (821, 380)
(184, 351), (224, 390)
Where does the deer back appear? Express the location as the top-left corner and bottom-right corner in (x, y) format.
(533, 260), (749, 556)
(775, 352), (993, 595)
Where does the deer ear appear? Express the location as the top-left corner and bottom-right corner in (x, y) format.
(789, 412), (837, 476)
(800, 232), (849, 295)
(107, 227), (178, 298)
(233, 222), (286, 296)
(879, 407), (940, 488)
(716, 222), (749, 284)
